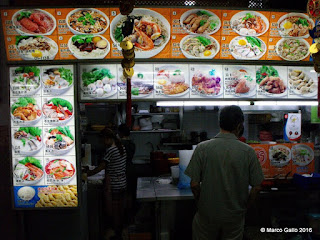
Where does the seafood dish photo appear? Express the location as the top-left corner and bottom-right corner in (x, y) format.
(111, 8), (170, 58)
(10, 66), (41, 96)
(269, 145), (291, 166)
(229, 36), (266, 60)
(231, 11), (269, 36)
(124, 72), (153, 97)
(180, 9), (221, 35)
(256, 66), (287, 95)
(292, 144), (314, 166)
(12, 9), (56, 35)
(68, 35), (109, 59)
(288, 69), (317, 97)
(11, 97), (42, 124)
(192, 70), (222, 96)
(45, 126), (74, 155)
(225, 68), (256, 96)
(14, 157), (44, 184)
(67, 8), (109, 35)
(276, 38), (310, 61)
(13, 127), (43, 155)
(156, 67), (189, 96)
(45, 159), (75, 181)
(42, 67), (73, 95)
(180, 35), (219, 59)
(16, 36), (58, 60)
(278, 13), (314, 38)
(82, 67), (117, 98)
(42, 98), (73, 123)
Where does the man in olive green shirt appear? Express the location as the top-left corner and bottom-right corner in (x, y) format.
(185, 105), (264, 240)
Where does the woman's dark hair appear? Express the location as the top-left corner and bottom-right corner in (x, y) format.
(100, 128), (124, 155)
(118, 123), (130, 137)
(219, 105), (244, 132)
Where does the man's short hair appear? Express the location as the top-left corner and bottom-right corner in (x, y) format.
(118, 123), (130, 137)
(219, 105), (244, 132)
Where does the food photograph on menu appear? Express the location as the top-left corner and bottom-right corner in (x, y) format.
(42, 97), (73, 125)
(288, 67), (318, 98)
(180, 9), (221, 34)
(229, 36), (267, 60)
(11, 97), (42, 126)
(224, 65), (256, 98)
(66, 8), (109, 35)
(180, 35), (220, 59)
(80, 65), (118, 99)
(154, 64), (189, 98)
(256, 65), (288, 98)
(16, 36), (58, 60)
(44, 126), (75, 155)
(230, 11), (269, 36)
(118, 64), (154, 99)
(10, 66), (41, 96)
(190, 65), (223, 98)
(41, 66), (73, 95)
(110, 8), (170, 58)
(277, 13), (314, 38)
(12, 127), (43, 156)
(12, 9), (56, 35)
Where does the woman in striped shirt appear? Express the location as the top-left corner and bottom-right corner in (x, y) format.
(87, 128), (127, 240)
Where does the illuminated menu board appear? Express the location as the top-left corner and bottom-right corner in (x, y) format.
(10, 65), (78, 208)
(1, 8), (314, 61)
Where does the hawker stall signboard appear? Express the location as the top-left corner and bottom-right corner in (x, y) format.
(10, 65), (78, 208)
(0, 8), (315, 62)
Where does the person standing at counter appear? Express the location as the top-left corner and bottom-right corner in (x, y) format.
(185, 105), (264, 240)
(118, 124), (136, 223)
(86, 128), (127, 240)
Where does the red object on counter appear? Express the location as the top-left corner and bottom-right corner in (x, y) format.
(126, 77), (132, 128)
(239, 136), (246, 143)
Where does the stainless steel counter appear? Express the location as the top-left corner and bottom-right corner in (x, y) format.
(136, 177), (193, 201)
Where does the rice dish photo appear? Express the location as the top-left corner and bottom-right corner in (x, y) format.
(156, 67), (189, 96)
(278, 13), (314, 38)
(229, 36), (266, 60)
(82, 67), (117, 98)
(288, 69), (317, 96)
(17, 186), (36, 201)
(225, 68), (256, 96)
(180, 35), (219, 59)
(42, 67), (73, 95)
(67, 8), (109, 34)
(111, 8), (170, 58)
(12, 9), (56, 35)
(192, 70), (222, 96)
(180, 9), (221, 34)
(276, 38), (310, 61)
(231, 11), (269, 36)
(10, 66), (41, 96)
(68, 35), (109, 59)
(16, 36), (58, 60)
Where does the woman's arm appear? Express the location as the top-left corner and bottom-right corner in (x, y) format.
(87, 161), (106, 177)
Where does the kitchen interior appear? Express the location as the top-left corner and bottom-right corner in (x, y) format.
(80, 100), (320, 239)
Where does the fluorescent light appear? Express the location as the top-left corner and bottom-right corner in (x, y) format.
(157, 101), (251, 107)
(254, 101), (318, 106)
(254, 101), (277, 106)
(156, 101), (183, 107)
(276, 101), (318, 106)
